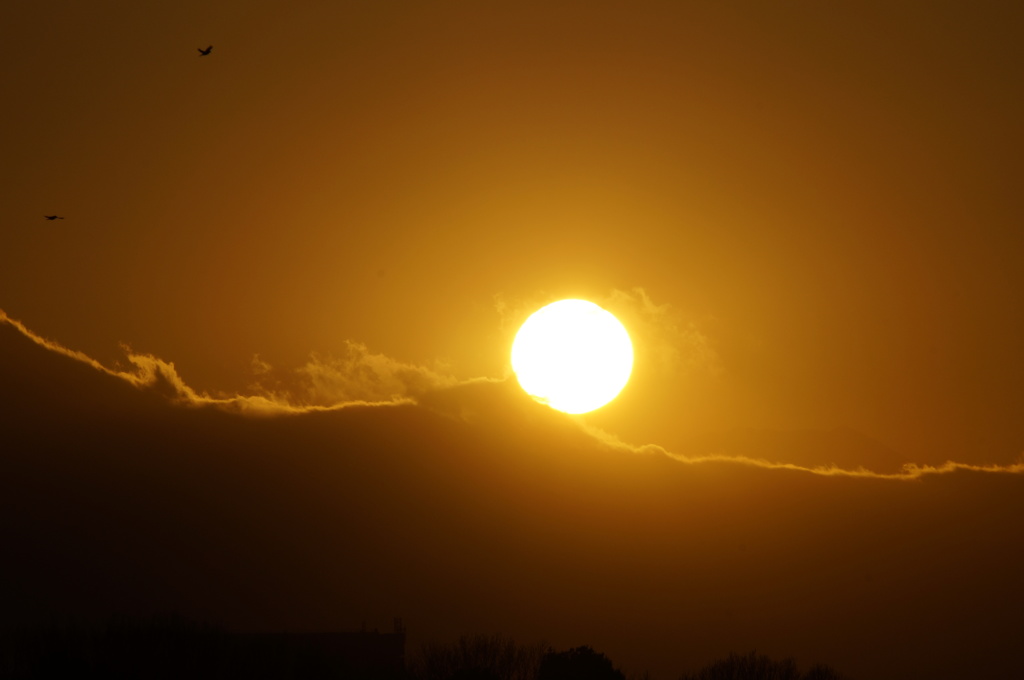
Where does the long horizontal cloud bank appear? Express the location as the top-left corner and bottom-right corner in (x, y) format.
(3, 309), (1024, 680)
(0, 309), (1020, 480)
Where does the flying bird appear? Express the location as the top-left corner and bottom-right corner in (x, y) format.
(198, 45), (212, 56)
(44, 215), (64, 220)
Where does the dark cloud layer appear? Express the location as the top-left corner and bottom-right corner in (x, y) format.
(2, 314), (1023, 680)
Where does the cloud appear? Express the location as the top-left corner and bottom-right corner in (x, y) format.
(602, 287), (721, 378)
(241, 341), (464, 411)
(1, 307), (1021, 478)
(658, 451), (1024, 479)
(291, 342), (459, 407)
(250, 353), (272, 376)
(586, 423), (1024, 479)
(3, 308), (1024, 680)
(116, 350), (306, 415)
(0, 310), (450, 415)
(0, 309), (112, 375)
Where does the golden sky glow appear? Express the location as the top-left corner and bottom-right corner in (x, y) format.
(2, 2), (1021, 455)
(3, 2), (1020, 468)
(2, 3), (1024, 679)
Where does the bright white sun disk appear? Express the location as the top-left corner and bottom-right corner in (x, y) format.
(511, 299), (633, 414)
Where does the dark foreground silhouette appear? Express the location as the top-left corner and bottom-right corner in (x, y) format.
(408, 635), (625, 680)
(0, 619), (853, 680)
(679, 651), (850, 680)
(0, 614), (405, 679)
(198, 45), (213, 56)
(43, 215), (64, 220)
(407, 634), (851, 680)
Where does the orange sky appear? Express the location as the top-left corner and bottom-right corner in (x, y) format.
(2, 2), (1024, 678)
(8, 0), (1024, 466)
(4, 2), (1024, 465)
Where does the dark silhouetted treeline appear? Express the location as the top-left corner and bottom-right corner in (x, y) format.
(407, 635), (625, 680)
(0, 617), (851, 680)
(678, 651), (850, 680)
(409, 633), (547, 680)
(406, 634), (851, 680)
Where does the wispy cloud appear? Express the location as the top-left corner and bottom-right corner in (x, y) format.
(0, 309), (461, 415)
(602, 287), (721, 377)
(292, 342), (459, 406)
(0, 309), (112, 374)
(588, 425), (1024, 479)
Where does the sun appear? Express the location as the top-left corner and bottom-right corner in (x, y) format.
(511, 299), (633, 414)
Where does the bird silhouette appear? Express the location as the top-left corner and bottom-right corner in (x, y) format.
(44, 215), (64, 220)
(198, 45), (212, 56)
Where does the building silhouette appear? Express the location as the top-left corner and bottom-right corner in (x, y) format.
(0, 615), (407, 679)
